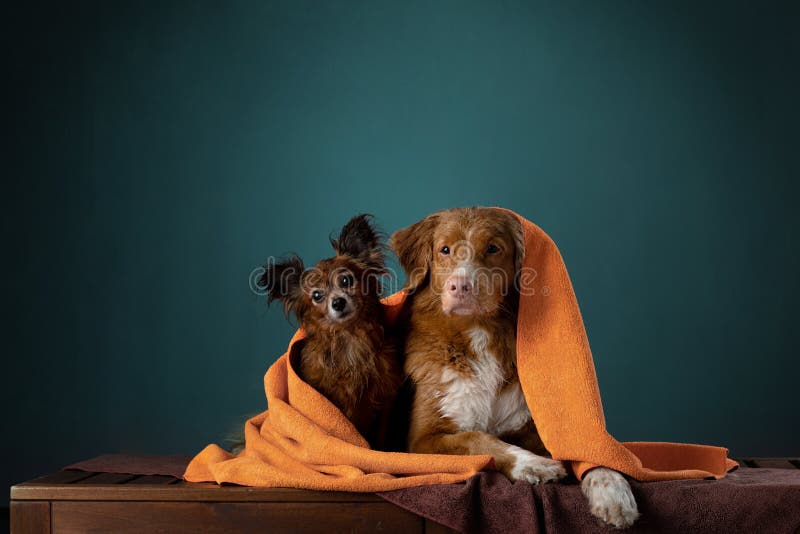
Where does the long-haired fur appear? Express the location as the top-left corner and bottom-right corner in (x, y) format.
(256, 214), (400, 448)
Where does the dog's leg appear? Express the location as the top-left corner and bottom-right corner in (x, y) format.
(581, 467), (640, 529)
(499, 419), (549, 457)
(412, 431), (567, 484)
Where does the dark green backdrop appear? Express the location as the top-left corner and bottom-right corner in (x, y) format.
(4, 1), (798, 501)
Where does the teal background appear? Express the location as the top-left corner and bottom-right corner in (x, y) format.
(4, 0), (798, 502)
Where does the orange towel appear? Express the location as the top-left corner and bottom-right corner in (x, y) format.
(184, 209), (736, 489)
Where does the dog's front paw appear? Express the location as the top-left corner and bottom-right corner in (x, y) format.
(503, 445), (567, 484)
(581, 467), (640, 529)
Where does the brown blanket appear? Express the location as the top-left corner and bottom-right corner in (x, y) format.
(380, 469), (800, 533)
(66, 454), (800, 533)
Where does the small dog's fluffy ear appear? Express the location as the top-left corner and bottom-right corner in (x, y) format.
(331, 214), (386, 271)
(389, 213), (440, 293)
(258, 255), (306, 318)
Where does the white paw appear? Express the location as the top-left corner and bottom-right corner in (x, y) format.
(581, 467), (640, 529)
(506, 445), (567, 484)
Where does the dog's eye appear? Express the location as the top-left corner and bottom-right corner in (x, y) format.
(311, 290), (324, 303)
(339, 274), (354, 288)
(440, 246), (450, 255)
(486, 244), (500, 254)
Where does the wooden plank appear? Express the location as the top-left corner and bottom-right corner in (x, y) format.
(170, 480), (221, 489)
(52, 501), (423, 534)
(11, 483), (383, 502)
(746, 458), (797, 469)
(125, 474), (180, 485)
(10, 501), (50, 534)
(24, 470), (97, 485)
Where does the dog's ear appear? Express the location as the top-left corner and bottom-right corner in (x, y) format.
(331, 214), (386, 271)
(507, 213), (525, 275)
(258, 255), (306, 319)
(390, 213), (440, 293)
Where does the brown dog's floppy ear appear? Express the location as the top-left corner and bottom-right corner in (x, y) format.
(331, 214), (386, 272)
(508, 214), (525, 275)
(390, 213), (440, 293)
(258, 255), (306, 320)
(490, 209), (525, 287)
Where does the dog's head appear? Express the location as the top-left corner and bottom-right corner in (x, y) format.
(259, 214), (386, 327)
(390, 207), (523, 317)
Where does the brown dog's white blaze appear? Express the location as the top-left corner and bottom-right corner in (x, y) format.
(391, 209), (524, 317)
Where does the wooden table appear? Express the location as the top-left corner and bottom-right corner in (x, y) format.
(10, 468), (454, 534)
(10, 457), (798, 533)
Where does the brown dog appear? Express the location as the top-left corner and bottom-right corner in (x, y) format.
(261, 214), (401, 448)
(391, 207), (639, 528)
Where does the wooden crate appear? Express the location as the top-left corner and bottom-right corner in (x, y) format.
(10, 457), (798, 533)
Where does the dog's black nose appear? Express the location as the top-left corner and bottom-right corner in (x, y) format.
(331, 297), (347, 312)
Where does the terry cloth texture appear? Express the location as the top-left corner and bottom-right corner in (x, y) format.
(379, 468), (800, 533)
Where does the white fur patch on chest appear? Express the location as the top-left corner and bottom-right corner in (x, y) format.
(436, 327), (530, 434)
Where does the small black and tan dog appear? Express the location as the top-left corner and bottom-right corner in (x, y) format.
(259, 214), (401, 448)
